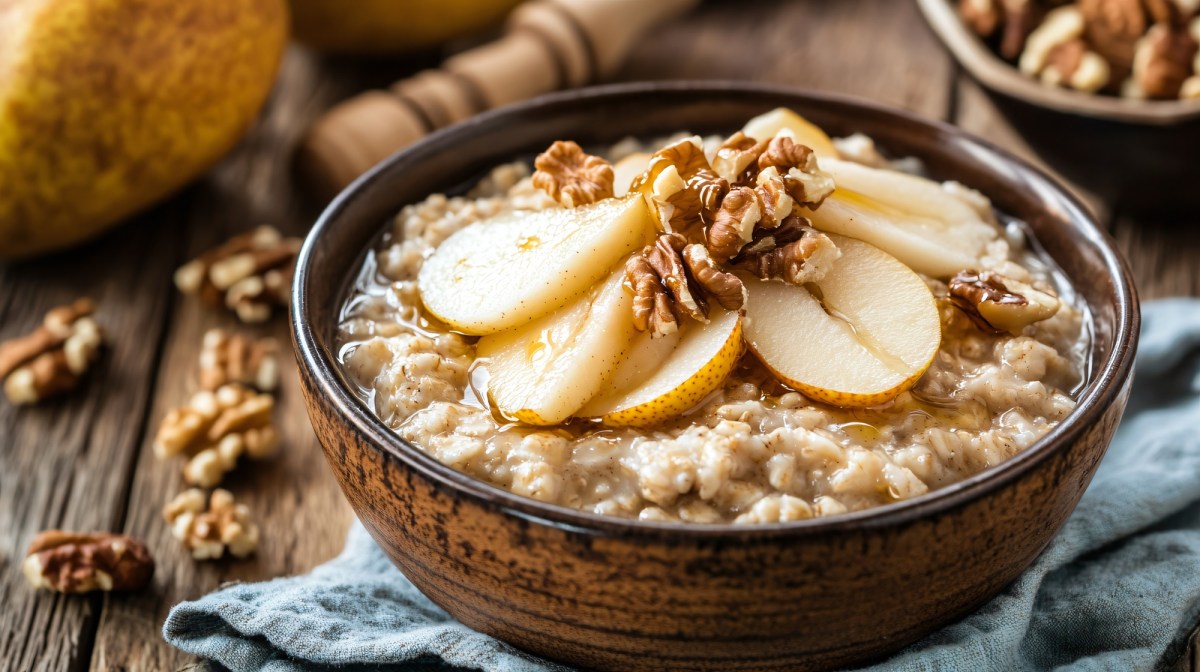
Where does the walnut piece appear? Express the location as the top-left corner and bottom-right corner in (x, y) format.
(163, 489), (259, 560)
(199, 329), (280, 392)
(733, 218), (841, 285)
(0, 299), (103, 405)
(175, 226), (301, 323)
(647, 233), (708, 322)
(756, 136), (835, 209)
(23, 531), (153, 593)
(960, 0), (1002, 39)
(155, 384), (279, 487)
(1130, 23), (1199, 99)
(949, 270), (1061, 334)
(707, 186), (762, 260)
(712, 131), (769, 185)
(532, 140), (615, 208)
(626, 255), (678, 338)
(1079, 0), (1146, 77)
(1041, 38), (1113, 92)
(631, 136), (727, 237)
(682, 244), (746, 310)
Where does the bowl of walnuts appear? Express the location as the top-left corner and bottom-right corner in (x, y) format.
(917, 0), (1200, 213)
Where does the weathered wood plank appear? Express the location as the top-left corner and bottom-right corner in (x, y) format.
(88, 49), (357, 671)
(0, 195), (179, 670)
(1112, 216), (1200, 300)
(617, 0), (954, 120)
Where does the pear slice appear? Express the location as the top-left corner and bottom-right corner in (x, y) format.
(418, 193), (654, 334)
(741, 107), (839, 159)
(579, 308), (743, 427)
(802, 160), (997, 278)
(477, 268), (637, 426)
(742, 235), (940, 408)
(612, 152), (652, 197)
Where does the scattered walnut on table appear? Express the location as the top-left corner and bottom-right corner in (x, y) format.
(163, 488), (259, 560)
(155, 384), (279, 488)
(531, 140), (615, 208)
(23, 531), (153, 593)
(198, 328), (280, 392)
(0, 299), (103, 405)
(174, 226), (301, 323)
(948, 270), (1061, 334)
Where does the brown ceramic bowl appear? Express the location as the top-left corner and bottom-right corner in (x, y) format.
(292, 82), (1139, 671)
(916, 0), (1200, 215)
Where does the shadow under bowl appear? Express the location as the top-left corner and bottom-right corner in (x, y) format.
(292, 81), (1139, 671)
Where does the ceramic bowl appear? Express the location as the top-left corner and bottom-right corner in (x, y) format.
(292, 82), (1139, 671)
(916, 0), (1200, 215)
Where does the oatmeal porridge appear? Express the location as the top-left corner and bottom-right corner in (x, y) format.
(337, 108), (1089, 525)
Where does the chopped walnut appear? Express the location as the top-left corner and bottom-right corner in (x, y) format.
(756, 136), (835, 209)
(1042, 38), (1113, 92)
(0, 299), (103, 405)
(682, 245), (746, 310)
(1129, 23), (1199, 99)
(960, 0), (1002, 39)
(647, 233), (708, 322)
(754, 167), (796, 229)
(711, 131), (769, 185)
(732, 218), (841, 286)
(625, 255), (678, 338)
(163, 489), (259, 560)
(949, 270), (1061, 334)
(531, 140), (615, 208)
(175, 226), (301, 323)
(707, 187), (762, 260)
(155, 384), (279, 487)
(1079, 0), (1146, 77)
(631, 137), (727, 236)
(23, 531), (153, 593)
(198, 329), (280, 392)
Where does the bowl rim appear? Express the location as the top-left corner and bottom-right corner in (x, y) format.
(292, 80), (1140, 540)
(915, 0), (1200, 126)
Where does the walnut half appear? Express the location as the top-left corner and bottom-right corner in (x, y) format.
(532, 140), (615, 208)
(948, 270), (1061, 334)
(23, 531), (154, 593)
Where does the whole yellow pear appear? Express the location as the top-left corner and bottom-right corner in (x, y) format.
(289, 0), (523, 54)
(0, 0), (289, 259)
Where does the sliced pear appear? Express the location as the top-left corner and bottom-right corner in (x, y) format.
(604, 328), (682, 394)
(579, 309), (743, 427)
(742, 235), (941, 407)
(801, 160), (998, 278)
(612, 152), (652, 197)
(418, 193), (654, 334)
(742, 107), (839, 159)
(477, 268), (637, 425)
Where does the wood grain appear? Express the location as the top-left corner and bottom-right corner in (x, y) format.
(617, 0), (954, 120)
(0, 0), (1196, 669)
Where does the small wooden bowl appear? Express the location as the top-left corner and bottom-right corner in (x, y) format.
(916, 0), (1200, 214)
(292, 82), (1139, 671)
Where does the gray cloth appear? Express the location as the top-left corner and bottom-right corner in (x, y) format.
(164, 299), (1200, 671)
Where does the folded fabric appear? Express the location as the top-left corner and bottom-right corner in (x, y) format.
(164, 299), (1200, 672)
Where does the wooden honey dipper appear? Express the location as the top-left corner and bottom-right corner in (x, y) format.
(299, 0), (698, 196)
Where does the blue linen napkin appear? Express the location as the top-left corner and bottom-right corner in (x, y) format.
(164, 299), (1200, 672)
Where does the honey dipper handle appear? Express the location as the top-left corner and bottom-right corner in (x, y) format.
(299, 0), (698, 196)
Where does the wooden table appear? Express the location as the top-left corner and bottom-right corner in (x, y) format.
(2, 1), (1196, 669)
